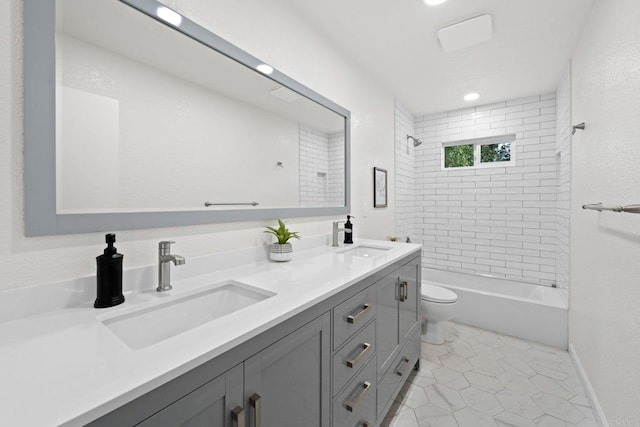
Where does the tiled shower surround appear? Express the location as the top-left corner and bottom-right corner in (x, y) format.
(410, 94), (561, 286)
(299, 126), (344, 207)
(395, 101), (416, 241)
(554, 68), (572, 289)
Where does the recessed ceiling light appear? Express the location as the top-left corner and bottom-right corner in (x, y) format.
(156, 7), (182, 26)
(464, 92), (480, 102)
(256, 64), (274, 75)
(424, 0), (448, 5)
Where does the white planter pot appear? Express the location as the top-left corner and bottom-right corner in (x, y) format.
(269, 243), (293, 262)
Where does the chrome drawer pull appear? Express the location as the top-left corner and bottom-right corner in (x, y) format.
(396, 357), (410, 376)
(347, 304), (371, 324)
(346, 343), (372, 368)
(345, 381), (371, 412)
(399, 281), (408, 302)
(231, 405), (245, 427)
(249, 393), (262, 427)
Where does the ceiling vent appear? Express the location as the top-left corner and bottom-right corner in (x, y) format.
(270, 86), (303, 102)
(437, 14), (493, 53)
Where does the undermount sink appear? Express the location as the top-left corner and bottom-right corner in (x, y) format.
(101, 281), (274, 350)
(339, 245), (390, 258)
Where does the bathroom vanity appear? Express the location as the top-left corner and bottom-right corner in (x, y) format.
(0, 239), (421, 426)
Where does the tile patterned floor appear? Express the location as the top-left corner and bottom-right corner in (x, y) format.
(381, 322), (599, 427)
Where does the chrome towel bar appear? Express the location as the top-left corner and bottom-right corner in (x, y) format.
(582, 202), (640, 214)
(204, 201), (259, 207)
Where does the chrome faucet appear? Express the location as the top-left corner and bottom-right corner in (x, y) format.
(157, 241), (185, 292)
(332, 221), (345, 247)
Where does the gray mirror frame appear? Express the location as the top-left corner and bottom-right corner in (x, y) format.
(24, 0), (350, 236)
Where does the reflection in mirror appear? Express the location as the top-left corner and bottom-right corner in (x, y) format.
(55, 0), (345, 214)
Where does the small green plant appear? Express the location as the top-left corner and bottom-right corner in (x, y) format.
(264, 219), (300, 244)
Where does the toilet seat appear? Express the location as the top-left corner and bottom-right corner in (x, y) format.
(421, 283), (457, 303)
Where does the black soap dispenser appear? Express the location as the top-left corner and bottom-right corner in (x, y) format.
(94, 233), (125, 308)
(344, 215), (354, 244)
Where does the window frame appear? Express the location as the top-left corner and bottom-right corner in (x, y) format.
(441, 134), (516, 170)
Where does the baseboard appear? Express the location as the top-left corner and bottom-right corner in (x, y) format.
(569, 344), (609, 427)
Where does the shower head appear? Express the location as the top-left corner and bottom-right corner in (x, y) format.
(406, 135), (423, 147)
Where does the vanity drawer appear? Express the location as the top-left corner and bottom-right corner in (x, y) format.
(333, 320), (376, 396)
(333, 356), (376, 427)
(376, 329), (421, 420)
(333, 284), (376, 350)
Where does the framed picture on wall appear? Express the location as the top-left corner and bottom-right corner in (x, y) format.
(373, 167), (388, 208)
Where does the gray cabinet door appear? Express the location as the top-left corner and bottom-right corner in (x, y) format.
(375, 274), (400, 378)
(244, 312), (331, 427)
(137, 364), (243, 427)
(398, 258), (420, 345)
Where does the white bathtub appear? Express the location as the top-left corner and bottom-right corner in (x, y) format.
(422, 268), (568, 349)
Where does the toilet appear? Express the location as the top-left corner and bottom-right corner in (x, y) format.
(420, 283), (458, 345)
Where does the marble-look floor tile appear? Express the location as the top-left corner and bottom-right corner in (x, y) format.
(499, 355), (537, 378)
(396, 382), (430, 409)
(383, 408), (420, 427)
(536, 415), (574, 426)
(475, 332), (506, 349)
(493, 411), (537, 427)
(530, 375), (575, 400)
(433, 366), (466, 384)
(460, 386), (504, 416)
(454, 407), (498, 427)
(439, 353), (473, 373)
(464, 371), (505, 393)
(533, 393), (585, 424)
(469, 355), (506, 377)
(473, 343), (505, 359)
(414, 404), (459, 427)
(529, 359), (570, 381)
(443, 374), (471, 391)
(446, 340), (476, 359)
(387, 322), (594, 427)
(497, 373), (541, 397)
(495, 390), (545, 420)
(425, 384), (466, 412)
(576, 419), (599, 427)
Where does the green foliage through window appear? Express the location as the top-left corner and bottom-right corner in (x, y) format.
(444, 144), (474, 168)
(443, 137), (514, 168)
(480, 143), (511, 163)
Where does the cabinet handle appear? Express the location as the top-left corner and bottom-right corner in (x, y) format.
(250, 393), (262, 427)
(361, 421), (371, 427)
(347, 304), (371, 324)
(396, 357), (410, 376)
(346, 342), (371, 368)
(345, 381), (371, 412)
(399, 281), (408, 302)
(231, 405), (245, 427)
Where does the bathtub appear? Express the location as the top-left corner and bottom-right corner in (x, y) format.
(422, 268), (568, 349)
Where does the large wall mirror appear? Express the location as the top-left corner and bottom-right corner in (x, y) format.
(24, 0), (350, 235)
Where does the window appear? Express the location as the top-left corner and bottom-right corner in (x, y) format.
(442, 134), (515, 169)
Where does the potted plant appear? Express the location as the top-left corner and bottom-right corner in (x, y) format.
(264, 219), (300, 262)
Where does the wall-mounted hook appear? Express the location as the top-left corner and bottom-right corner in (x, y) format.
(572, 122), (586, 135)
(276, 161), (284, 167)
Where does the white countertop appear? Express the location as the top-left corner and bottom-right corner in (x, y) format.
(0, 238), (420, 426)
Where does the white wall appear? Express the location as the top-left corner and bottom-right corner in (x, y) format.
(57, 34), (300, 212)
(414, 96), (558, 286)
(570, 0), (640, 424)
(0, 0), (395, 291)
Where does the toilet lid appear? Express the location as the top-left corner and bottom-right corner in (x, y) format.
(421, 283), (457, 303)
